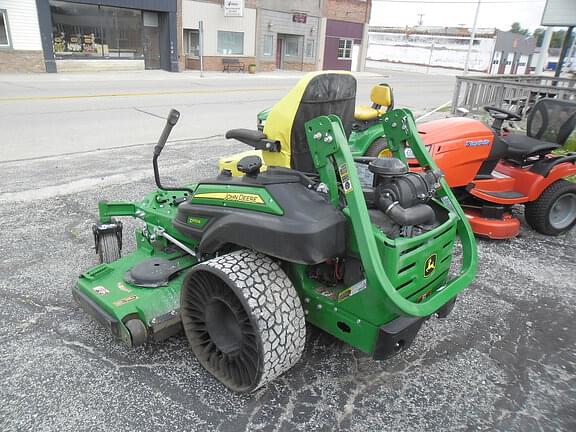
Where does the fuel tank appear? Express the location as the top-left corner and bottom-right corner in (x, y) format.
(173, 176), (346, 265)
(419, 117), (495, 188)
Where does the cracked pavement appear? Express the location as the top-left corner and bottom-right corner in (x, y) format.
(0, 135), (574, 432)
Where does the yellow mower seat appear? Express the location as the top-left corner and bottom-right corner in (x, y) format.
(354, 106), (387, 121)
(354, 83), (393, 121)
(219, 71), (357, 176)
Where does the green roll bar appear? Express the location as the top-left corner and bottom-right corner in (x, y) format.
(305, 108), (477, 317)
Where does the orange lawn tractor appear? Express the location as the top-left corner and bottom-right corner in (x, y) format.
(404, 98), (576, 239)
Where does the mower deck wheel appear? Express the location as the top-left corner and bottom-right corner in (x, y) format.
(181, 250), (306, 392)
(125, 319), (147, 347)
(97, 233), (121, 264)
(525, 180), (576, 236)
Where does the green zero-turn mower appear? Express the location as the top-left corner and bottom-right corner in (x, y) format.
(74, 72), (477, 393)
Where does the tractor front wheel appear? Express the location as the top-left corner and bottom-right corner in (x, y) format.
(180, 250), (306, 392)
(525, 179), (576, 235)
(366, 137), (392, 158)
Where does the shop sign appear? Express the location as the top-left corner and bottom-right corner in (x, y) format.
(293, 13), (307, 24)
(224, 0), (244, 17)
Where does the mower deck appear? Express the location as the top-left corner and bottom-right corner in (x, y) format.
(74, 243), (196, 347)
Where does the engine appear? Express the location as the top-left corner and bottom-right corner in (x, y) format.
(364, 158), (443, 238)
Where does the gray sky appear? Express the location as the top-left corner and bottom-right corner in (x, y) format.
(370, 0), (549, 32)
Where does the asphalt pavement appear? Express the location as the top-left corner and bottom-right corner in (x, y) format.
(0, 70), (574, 431)
(0, 69), (454, 162)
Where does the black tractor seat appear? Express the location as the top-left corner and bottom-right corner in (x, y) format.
(503, 133), (560, 160)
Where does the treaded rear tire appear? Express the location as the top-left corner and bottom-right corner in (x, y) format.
(180, 250), (306, 392)
(97, 233), (121, 264)
(525, 179), (576, 235)
(365, 137), (390, 158)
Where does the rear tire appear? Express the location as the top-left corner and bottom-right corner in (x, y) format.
(181, 250), (306, 392)
(525, 180), (576, 235)
(97, 233), (121, 264)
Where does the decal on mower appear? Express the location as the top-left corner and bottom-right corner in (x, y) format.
(465, 139), (490, 147)
(194, 192), (264, 204)
(186, 216), (209, 228)
(113, 295), (139, 307)
(338, 163), (353, 194)
(92, 285), (109, 296)
(424, 254), (437, 278)
(337, 279), (367, 302)
(117, 282), (131, 293)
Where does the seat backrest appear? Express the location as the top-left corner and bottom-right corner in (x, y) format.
(263, 72), (357, 173)
(370, 83), (394, 111)
(527, 98), (576, 145)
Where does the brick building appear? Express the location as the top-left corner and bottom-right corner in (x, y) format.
(182, 0), (256, 72)
(322, 0), (371, 71)
(0, 0), (371, 73)
(183, 0), (372, 72)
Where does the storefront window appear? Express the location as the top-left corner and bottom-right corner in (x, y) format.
(50, 1), (143, 59)
(338, 39), (353, 59)
(50, 1), (102, 57)
(0, 10), (10, 47)
(285, 37), (299, 57)
(217, 31), (243, 55)
(184, 29), (200, 58)
(263, 35), (273, 56)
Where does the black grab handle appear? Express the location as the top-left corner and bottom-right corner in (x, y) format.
(154, 109), (180, 156)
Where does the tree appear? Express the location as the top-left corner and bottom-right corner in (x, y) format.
(529, 27), (566, 48)
(510, 22), (530, 36)
(533, 28), (545, 46)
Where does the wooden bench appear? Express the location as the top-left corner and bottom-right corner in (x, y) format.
(223, 58), (245, 72)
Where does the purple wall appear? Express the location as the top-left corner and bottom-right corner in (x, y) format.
(323, 19), (364, 70)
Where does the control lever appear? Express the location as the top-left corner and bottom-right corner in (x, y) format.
(154, 109), (180, 156)
(152, 109), (194, 195)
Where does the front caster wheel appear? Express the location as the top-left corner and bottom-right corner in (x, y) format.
(181, 250), (306, 392)
(97, 233), (121, 264)
(525, 180), (576, 236)
(125, 319), (147, 347)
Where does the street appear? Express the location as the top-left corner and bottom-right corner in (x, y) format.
(0, 70), (575, 431)
(0, 70), (454, 161)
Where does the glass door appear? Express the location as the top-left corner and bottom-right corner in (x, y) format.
(143, 12), (160, 69)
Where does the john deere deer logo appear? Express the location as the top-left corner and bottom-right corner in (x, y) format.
(424, 254), (437, 278)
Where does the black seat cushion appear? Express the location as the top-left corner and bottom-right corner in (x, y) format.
(504, 132), (560, 160)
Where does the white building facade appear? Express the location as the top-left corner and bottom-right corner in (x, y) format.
(0, 0), (44, 71)
(367, 27), (496, 73)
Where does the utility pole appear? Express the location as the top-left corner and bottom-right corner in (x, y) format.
(199, 20), (204, 78)
(417, 13), (424, 26)
(463, 0), (481, 75)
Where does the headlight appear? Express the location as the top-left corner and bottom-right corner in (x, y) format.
(404, 145), (431, 159)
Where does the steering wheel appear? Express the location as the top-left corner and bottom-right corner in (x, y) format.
(483, 106), (522, 121)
